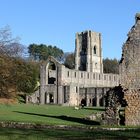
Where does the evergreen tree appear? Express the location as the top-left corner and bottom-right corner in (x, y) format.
(103, 58), (119, 74)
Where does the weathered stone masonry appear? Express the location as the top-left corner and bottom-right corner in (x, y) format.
(120, 13), (140, 126)
(28, 13), (140, 126)
(28, 30), (119, 106)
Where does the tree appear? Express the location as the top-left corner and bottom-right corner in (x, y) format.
(0, 26), (22, 57)
(64, 52), (75, 69)
(0, 55), (16, 98)
(15, 59), (39, 94)
(0, 26), (39, 100)
(28, 44), (64, 61)
(0, 56), (39, 99)
(103, 58), (119, 74)
(0, 26), (23, 99)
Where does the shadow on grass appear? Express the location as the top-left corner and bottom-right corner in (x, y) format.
(0, 127), (140, 140)
(83, 107), (105, 111)
(13, 111), (100, 125)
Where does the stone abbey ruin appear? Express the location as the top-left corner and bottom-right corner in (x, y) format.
(39, 31), (119, 106)
(29, 13), (140, 126)
(119, 13), (140, 126)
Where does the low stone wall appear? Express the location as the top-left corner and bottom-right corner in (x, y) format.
(124, 89), (140, 126)
(0, 121), (87, 130)
(0, 121), (138, 131)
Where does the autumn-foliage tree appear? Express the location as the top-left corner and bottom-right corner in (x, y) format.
(0, 26), (39, 101)
(0, 26), (22, 99)
(0, 55), (16, 98)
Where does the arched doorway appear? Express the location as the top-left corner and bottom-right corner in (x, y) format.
(47, 61), (56, 84)
(49, 94), (54, 103)
(81, 98), (87, 107)
(45, 92), (54, 104)
(99, 97), (104, 106)
(92, 97), (96, 106)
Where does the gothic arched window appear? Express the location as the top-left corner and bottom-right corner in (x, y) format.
(94, 46), (96, 54)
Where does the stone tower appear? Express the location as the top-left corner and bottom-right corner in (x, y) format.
(75, 30), (103, 73)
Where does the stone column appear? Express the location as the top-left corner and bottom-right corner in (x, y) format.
(68, 85), (73, 106)
(46, 93), (49, 103)
(86, 97), (90, 107)
(102, 88), (106, 106)
(39, 63), (46, 104)
(96, 95), (100, 107)
(96, 88), (100, 107)
(39, 86), (45, 104)
(53, 87), (57, 104)
(58, 86), (63, 104)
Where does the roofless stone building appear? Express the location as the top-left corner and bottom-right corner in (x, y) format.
(29, 30), (119, 106)
(27, 13), (140, 126)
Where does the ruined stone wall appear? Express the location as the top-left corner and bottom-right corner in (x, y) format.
(120, 13), (140, 126)
(124, 89), (140, 126)
(36, 29), (119, 106)
(79, 87), (110, 107)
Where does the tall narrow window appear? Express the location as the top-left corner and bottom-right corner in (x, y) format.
(114, 76), (116, 81)
(87, 73), (89, 79)
(94, 46), (96, 54)
(67, 71), (69, 77)
(93, 73), (95, 79)
(76, 87), (78, 93)
(81, 72), (83, 78)
(75, 72), (76, 78)
(95, 63), (97, 69)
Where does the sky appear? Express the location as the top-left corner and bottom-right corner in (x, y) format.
(0, 0), (140, 59)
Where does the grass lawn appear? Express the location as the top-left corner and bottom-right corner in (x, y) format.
(0, 104), (103, 126)
(0, 104), (140, 139)
(0, 127), (140, 140)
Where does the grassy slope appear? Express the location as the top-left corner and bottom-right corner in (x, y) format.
(0, 104), (103, 125)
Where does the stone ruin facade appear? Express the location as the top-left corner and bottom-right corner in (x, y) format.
(28, 30), (119, 107)
(25, 13), (140, 127)
(28, 13), (140, 126)
(119, 13), (140, 126)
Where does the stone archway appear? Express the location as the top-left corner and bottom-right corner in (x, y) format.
(47, 61), (57, 85)
(49, 93), (54, 103)
(81, 98), (87, 107)
(92, 97), (96, 106)
(99, 97), (104, 106)
(45, 92), (54, 104)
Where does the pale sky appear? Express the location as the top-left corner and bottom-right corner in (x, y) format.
(0, 0), (140, 59)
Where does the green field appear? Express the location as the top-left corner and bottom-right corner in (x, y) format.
(0, 127), (140, 140)
(0, 104), (140, 139)
(0, 104), (102, 125)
